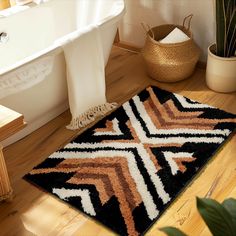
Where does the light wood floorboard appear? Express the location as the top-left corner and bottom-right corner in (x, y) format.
(0, 46), (235, 236)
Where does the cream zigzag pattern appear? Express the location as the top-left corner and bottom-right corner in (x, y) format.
(45, 86), (234, 222)
(123, 99), (229, 144)
(163, 151), (196, 175)
(31, 151), (165, 236)
(48, 146), (170, 219)
(53, 188), (96, 216)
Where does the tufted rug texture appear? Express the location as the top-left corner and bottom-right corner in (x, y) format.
(24, 86), (236, 236)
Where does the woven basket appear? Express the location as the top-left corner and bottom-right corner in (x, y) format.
(141, 15), (201, 82)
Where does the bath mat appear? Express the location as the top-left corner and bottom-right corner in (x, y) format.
(24, 86), (236, 236)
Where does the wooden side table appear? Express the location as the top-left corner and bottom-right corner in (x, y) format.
(0, 105), (25, 201)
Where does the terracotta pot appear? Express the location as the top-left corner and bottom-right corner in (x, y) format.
(206, 44), (236, 93)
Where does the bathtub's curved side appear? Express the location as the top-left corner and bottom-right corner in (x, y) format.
(1, 49), (69, 147)
(1, 0), (125, 146)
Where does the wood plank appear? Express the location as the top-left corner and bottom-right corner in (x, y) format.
(114, 41), (141, 53)
(0, 105), (25, 202)
(0, 46), (235, 236)
(0, 145), (12, 201)
(0, 0), (10, 10)
(0, 105), (25, 142)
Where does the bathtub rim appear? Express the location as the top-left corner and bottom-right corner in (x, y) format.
(0, 0), (125, 76)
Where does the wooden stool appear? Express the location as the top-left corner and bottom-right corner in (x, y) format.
(0, 143), (13, 201)
(0, 105), (25, 202)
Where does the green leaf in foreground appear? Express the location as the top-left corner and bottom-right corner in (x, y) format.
(222, 198), (236, 232)
(159, 226), (187, 236)
(196, 197), (235, 236)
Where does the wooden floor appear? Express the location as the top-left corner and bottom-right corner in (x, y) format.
(1, 46), (236, 236)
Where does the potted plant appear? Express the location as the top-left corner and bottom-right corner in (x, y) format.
(206, 0), (236, 93)
(159, 197), (236, 236)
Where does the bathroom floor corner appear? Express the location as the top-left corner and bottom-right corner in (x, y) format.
(1, 46), (236, 236)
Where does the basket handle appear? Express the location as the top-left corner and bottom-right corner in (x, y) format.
(141, 22), (154, 39)
(182, 14), (193, 31)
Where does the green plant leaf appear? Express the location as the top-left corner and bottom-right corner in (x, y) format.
(196, 197), (235, 236)
(159, 226), (187, 236)
(216, 0), (226, 56)
(226, 8), (236, 57)
(223, 198), (236, 231)
(216, 0), (236, 57)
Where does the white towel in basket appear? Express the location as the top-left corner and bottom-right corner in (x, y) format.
(159, 27), (190, 44)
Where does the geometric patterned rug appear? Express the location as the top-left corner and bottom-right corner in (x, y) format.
(24, 86), (236, 236)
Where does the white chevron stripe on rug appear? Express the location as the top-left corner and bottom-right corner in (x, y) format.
(93, 118), (123, 136)
(132, 95), (230, 136)
(123, 102), (225, 144)
(52, 188), (96, 216)
(174, 94), (214, 109)
(163, 151), (194, 175)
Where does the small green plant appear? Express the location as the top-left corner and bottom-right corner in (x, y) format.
(215, 0), (236, 57)
(159, 197), (236, 236)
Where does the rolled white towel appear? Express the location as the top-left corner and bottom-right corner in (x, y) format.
(159, 27), (190, 44)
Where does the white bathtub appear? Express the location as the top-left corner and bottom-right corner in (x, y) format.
(0, 0), (125, 146)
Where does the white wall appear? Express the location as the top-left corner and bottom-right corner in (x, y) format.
(119, 0), (215, 61)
